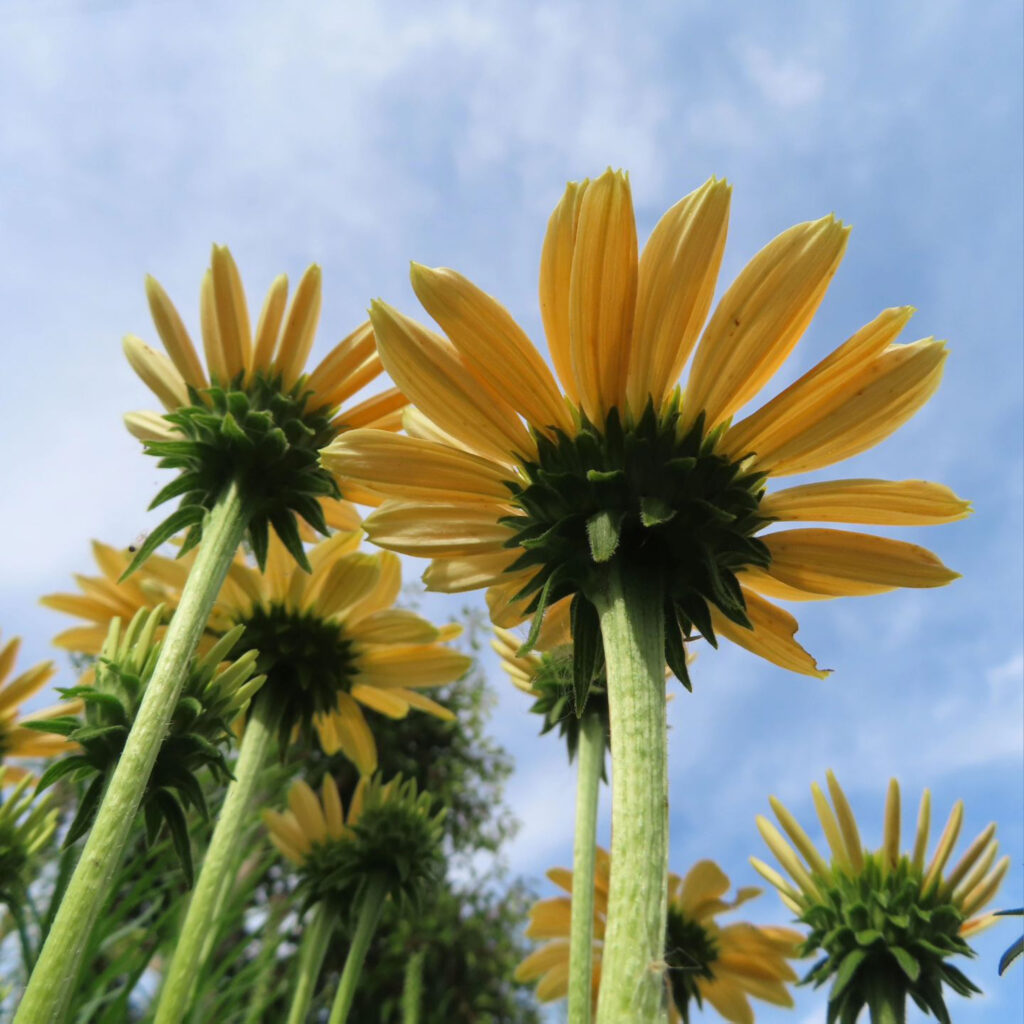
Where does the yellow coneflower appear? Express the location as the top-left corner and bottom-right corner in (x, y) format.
(517, 848), (803, 1023)
(0, 634), (78, 780)
(123, 246), (404, 571)
(752, 772), (1011, 1022)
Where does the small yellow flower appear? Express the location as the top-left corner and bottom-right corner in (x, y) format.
(517, 848), (802, 1022)
(122, 246), (404, 570)
(323, 170), (966, 693)
(0, 634), (79, 780)
(753, 773), (1010, 1022)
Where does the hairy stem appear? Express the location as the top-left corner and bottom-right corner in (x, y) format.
(286, 901), (336, 1024)
(327, 877), (388, 1024)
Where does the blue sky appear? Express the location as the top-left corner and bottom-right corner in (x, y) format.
(0, 1), (1021, 1020)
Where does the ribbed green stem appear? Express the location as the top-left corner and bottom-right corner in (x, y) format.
(866, 973), (907, 1024)
(327, 877), (388, 1024)
(568, 712), (605, 1024)
(15, 481), (248, 1024)
(153, 691), (278, 1023)
(286, 901), (336, 1024)
(592, 563), (668, 1024)
(401, 949), (426, 1024)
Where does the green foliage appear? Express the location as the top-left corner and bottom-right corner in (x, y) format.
(499, 397), (769, 698)
(664, 905), (718, 1024)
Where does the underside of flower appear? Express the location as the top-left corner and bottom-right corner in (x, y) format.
(135, 372), (342, 575)
(503, 398), (769, 695)
(0, 769), (57, 909)
(664, 905), (718, 1024)
(236, 602), (356, 751)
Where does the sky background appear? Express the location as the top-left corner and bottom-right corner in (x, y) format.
(1, 1), (1021, 1021)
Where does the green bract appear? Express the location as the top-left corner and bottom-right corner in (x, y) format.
(129, 373), (341, 577)
(501, 396), (769, 702)
(799, 854), (978, 1024)
(664, 905), (719, 1024)
(0, 768), (57, 911)
(31, 607), (265, 883)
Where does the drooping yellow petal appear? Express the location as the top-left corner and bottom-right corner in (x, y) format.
(540, 179), (589, 401)
(347, 609), (439, 645)
(288, 780), (327, 844)
(627, 177), (731, 415)
(370, 299), (532, 463)
(350, 683), (411, 719)
(699, 976), (755, 1024)
(312, 554), (381, 621)
(322, 429), (515, 505)
(769, 796), (830, 877)
(514, 940), (571, 982)
(0, 662), (57, 713)
(763, 528), (960, 596)
(677, 859), (731, 915)
(710, 588), (829, 679)
(411, 263), (574, 434)
(761, 479), (971, 526)
(272, 264), (323, 390)
(422, 550), (522, 593)
(354, 645), (472, 689)
(316, 693), (378, 775)
(569, 168), (638, 422)
(145, 275), (208, 388)
(384, 688), (455, 721)
(122, 336), (189, 411)
(210, 245), (252, 379)
(199, 268), (229, 384)
(363, 502), (516, 558)
(685, 215), (850, 430)
(526, 897), (573, 939)
(535, 960), (571, 1003)
(252, 273), (289, 374)
(826, 771), (864, 872)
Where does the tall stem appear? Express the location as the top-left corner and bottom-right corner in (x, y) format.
(401, 949), (426, 1024)
(591, 563), (668, 1024)
(153, 691), (278, 1024)
(568, 712), (605, 1024)
(15, 481), (248, 1024)
(327, 877), (388, 1024)
(866, 973), (907, 1024)
(286, 901), (336, 1024)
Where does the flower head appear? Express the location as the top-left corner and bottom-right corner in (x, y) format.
(0, 633), (78, 780)
(33, 606), (265, 882)
(123, 246), (405, 573)
(323, 170), (966, 703)
(516, 847), (802, 1022)
(264, 773), (445, 911)
(752, 772), (1010, 1023)
(0, 767), (58, 911)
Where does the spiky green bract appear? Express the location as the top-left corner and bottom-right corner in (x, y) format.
(32, 608), (265, 883)
(664, 906), (718, 1024)
(128, 372), (340, 576)
(995, 909), (1023, 975)
(799, 852), (979, 1024)
(0, 768), (57, 910)
(526, 648), (610, 773)
(500, 395), (769, 704)
(234, 603), (356, 753)
(304, 775), (445, 917)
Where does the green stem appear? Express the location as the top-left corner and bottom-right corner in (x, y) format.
(401, 948), (426, 1024)
(286, 901), (336, 1024)
(568, 712), (605, 1024)
(242, 897), (290, 1024)
(153, 691), (278, 1024)
(327, 877), (388, 1024)
(591, 563), (668, 1024)
(866, 974), (907, 1024)
(15, 481), (248, 1024)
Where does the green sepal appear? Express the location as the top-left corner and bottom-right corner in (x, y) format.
(120, 504), (206, 580)
(35, 755), (94, 791)
(63, 774), (106, 847)
(569, 594), (602, 717)
(639, 496), (676, 527)
(155, 789), (194, 887)
(20, 717), (82, 737)
(586, 508), (625, 563)
(891, 946), (921, 981)
(270, 508), (311, 573)
(664, 608), (692, 691)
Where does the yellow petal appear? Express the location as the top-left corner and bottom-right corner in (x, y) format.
(569, 168), (638, 422)
(122, 336), (188, 411)
(627, 177), (731, 415)
(677, 859), (731, 914)
(826, 771), (864, 872)
(514, 940), (570, 982)
(761, 479), (971, 526)
(124, 410), (177, 442)
(756, 816), (820, 897)
(883, 778), (901, 870)
(263, 809), (309, 859)
(145, 275), (208, 388)
(344, 551), (403, 625)
(384, 687), (455, 721)
(738, 566), (832, 603)
(252, 273), (289, 374)
(316, 694), (378, 775)
(274, 264), (322, 390)
(363, 502), (516, 558)
(953, 841), (998, 905)
(711, 588), (829, 678)
(422, 550), (522, 593)
(288, 780), (327, 843)
(769, 796), (830, 877)
(350, 683), (411, 719)
(210, 245), (253, 379)
(335, 388), (407, 432)
(535, 961), (571, 1003)
(322, 428), (514, 505)
(959, 856), (1010, 919)
(763, 528), (960, 596)
(685, 215), (850, 430)
(347, 609), (439, 645)
(540, 179), (589, 401)
(305, 322), (378, 408)
(370, 299), (532, 463)
(526, 897), (572, 939)
(312, 554), (381, 620)
(321, 774), (345, 839)
(923, 800), (964, 891)
(911, 789), (931, 872)
(410, 264), (574, 435)
(941, 823), (997, 898)
(0, 662), (57, 714)
(354, 646), (472, 689)
(699, 977), (754, 1024)
(199, 268), (229, 384)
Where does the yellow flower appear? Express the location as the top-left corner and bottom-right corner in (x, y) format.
(516, 847), (803, 1023)
(0, 634), (79, 780)
(263, 774), (360, 867)
(752, 773), (1010, 1022)
(215, 531), (470, 773)
(322, 170), (966, 688)
(122, 246), (404, 570)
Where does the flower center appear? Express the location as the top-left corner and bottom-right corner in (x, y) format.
(501, 398), (770, 688)
(236, 603), (356, 744)
(664, 905), (718, 1020)
(142, 371), (342, 571)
